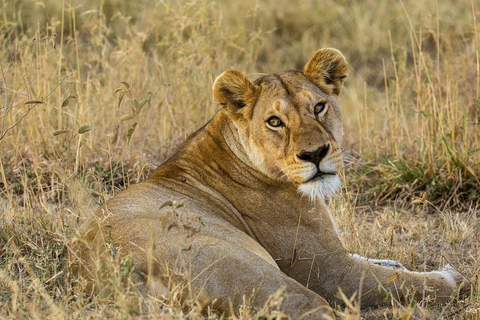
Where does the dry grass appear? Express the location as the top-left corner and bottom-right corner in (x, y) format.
(1, 0), (479, 318)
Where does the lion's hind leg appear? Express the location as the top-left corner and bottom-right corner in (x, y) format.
(142, 233), (335, 319)
(335, 255), (465, 308)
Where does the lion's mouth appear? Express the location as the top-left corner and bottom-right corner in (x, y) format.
(305, 170), (337, 183)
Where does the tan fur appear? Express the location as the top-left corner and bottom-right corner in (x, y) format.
(81, 49), (464, 319)
(304, 48), (348, 96)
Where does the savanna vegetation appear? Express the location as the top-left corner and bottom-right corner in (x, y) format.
(0, 0), (479, 318)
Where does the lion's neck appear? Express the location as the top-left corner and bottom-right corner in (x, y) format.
(220, 116), (257, 170)
(177, 110), (276, 187)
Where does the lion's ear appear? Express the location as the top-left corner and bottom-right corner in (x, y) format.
(304, 48), (348, 95)
(213, 69), (259, 109)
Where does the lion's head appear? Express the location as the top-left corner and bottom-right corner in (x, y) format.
(212, 48), (348, 202)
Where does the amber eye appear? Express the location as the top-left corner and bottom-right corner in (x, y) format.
(267, 116), (283, 128)
(314, 102), (327, 115)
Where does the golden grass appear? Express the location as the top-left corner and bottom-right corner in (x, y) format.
(1, 0), (479, 318)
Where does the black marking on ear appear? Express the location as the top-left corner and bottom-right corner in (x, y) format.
(220, 87), (246, 109)
(219, 87), (235, 100)
(323, 74), (333, 85)
(234, 100), (246, 108)
(323, 63), (346, 85)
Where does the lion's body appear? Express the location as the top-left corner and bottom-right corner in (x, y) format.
(83, 49), (463, 319)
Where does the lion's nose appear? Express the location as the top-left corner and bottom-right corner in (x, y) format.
(297, 144), (330, 166)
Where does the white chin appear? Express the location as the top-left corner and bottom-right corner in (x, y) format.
(298, 174), (341, 202)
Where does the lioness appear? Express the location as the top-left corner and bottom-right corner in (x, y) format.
(83, 48), (464, 319)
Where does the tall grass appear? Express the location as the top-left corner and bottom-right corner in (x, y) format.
(1, 0), (479, 318)
(352, 0), (480, 207)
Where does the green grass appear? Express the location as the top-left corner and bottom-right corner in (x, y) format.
(1, 0), (479, 318)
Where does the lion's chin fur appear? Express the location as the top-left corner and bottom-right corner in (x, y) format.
(298, 174), (341, 202)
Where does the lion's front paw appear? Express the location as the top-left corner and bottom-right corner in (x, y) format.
(350, 253), (408, 270)
(437, 264), (469, 293)
(372, 259), (407, 270)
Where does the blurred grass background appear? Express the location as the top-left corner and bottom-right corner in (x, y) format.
(1, 0), (479, 318)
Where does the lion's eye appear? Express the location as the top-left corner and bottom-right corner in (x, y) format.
(314, 102), (327, 115)
(267, 117), (283, 128)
